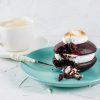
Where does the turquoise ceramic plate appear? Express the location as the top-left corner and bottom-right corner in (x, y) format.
(20, 47), (100, 87)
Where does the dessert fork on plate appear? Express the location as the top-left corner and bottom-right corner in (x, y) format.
(0, 53), (54, 66)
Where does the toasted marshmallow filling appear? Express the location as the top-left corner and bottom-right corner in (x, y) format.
(55, 53), (63, 60)
(62, 30), (88, 44)
(55, 53), (95, 63)
(64, 66), (71, 74)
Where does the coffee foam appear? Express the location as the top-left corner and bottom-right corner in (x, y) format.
(0, 18), (31, 28)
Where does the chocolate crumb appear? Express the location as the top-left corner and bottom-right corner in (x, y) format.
(59, 66), (82, 80)
(58, 74), (64, 81)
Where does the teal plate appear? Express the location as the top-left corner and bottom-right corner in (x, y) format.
(20, 47), (100, 87)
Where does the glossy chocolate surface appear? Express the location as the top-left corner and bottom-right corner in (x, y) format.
(54, 41), (97, 55)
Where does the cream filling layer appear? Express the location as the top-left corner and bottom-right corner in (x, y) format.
(55, 53), (95, 63)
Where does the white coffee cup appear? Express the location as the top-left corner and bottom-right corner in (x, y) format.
(0, 17), (34, 52)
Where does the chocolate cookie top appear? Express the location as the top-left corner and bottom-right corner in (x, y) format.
(54, 41), (96, 55)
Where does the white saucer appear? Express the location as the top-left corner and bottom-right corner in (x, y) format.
(0, 36), (48, 55)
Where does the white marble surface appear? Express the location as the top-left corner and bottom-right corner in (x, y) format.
(0, 0), (100, 100)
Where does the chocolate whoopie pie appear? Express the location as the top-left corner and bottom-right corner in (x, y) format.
(52, 30), (97, 81)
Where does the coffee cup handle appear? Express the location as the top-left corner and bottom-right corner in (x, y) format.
(0, 37), (3, 47)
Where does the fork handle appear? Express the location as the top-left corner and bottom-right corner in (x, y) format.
(10, 54), (37, 63)
(0, 53), (37, 63)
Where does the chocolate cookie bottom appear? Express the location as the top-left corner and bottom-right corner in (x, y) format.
(53, 57), (97, 72)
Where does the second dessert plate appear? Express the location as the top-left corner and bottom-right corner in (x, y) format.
(20, 47), (100, 87)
